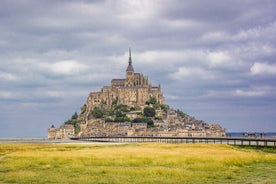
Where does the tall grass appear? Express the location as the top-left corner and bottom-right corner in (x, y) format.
(0, 143), (275, 183)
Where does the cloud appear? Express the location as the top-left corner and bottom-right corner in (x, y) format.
(0, 72), (18, 81)
(250, 62), (276, 75)
(46, 60), (87, 75)
(0, 91), (15, 99)
(233, 85), (275, 97)
(201, 31), (231, 43)
(207, 51), (231, 67)
(169, 67), (214, 80)
(234, 89), (267, 97)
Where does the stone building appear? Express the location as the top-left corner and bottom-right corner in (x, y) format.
(85, 48), (164, 117)
(48, 124), (75, 139)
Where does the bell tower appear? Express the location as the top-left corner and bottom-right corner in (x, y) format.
(125, 48), (134, 86)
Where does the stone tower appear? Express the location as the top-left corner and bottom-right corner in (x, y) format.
(125, 48), (134, 87)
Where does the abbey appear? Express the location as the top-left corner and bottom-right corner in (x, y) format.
(48, 48), (226, 139)
(86, 48), (164, 112)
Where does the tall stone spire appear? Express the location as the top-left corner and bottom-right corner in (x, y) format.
(126, 48), (134, 72)
(129, 47), (132, 64)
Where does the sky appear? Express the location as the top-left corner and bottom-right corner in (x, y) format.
(0, 0), (276, 137)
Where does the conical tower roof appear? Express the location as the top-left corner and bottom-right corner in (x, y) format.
(126, 48), (134, 72)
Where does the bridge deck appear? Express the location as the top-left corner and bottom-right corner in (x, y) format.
(71, 136), (276, 146)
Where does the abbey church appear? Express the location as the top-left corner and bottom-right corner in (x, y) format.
(86, 48), (164, 111)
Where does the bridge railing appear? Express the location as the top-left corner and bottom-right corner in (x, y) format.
(70, 136), (276, 146)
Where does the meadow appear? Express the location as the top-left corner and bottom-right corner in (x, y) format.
(0, 143), (275, 184)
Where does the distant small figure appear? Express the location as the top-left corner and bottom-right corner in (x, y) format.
(264, 133), (267, 139)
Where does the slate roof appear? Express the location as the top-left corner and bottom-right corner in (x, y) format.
(111, 79), (125, 82)
(126, 62), (134, 71)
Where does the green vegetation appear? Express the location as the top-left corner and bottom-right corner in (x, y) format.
(0, 143), (275, 184)
(146, 96), (157, 105)
(80, 104), (86, 114)
(133, 117), (154, 127)
(143, 106), (156, 117)
(64, 112), (78, 125)
(114, 116), (131, 122)
(64, 112), (80, 134)
(85, 96), (160, 127)
(234, 145), (276, 154)
(176, 109), (185, 118)
(146, 96), (163, 110)
(89, 107), (105, 119)
(160, 104), (170, 112)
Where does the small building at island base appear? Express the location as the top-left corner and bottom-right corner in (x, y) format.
(48, 124), (75, 139)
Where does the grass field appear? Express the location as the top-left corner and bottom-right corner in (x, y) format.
(0, 143), (275, 184)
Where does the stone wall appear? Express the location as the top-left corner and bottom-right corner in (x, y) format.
(47, 124), (75, 139)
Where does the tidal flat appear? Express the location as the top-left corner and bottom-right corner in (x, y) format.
(0, 143), (275, 184)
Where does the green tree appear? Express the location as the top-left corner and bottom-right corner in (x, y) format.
(156, 115), (163, 120)
(71, 112), (78, 119)
(115, 104), (129, 112)
(149, 96), (157, 104)
(145, 118), (154, 127)
(105, 117), (114, 122)
(107, 110), (115, 116)
(111, 97), (118, 108)
(143, 107), (156, 117)
(114, 116), (131, 122)
(75, 124), (81, 134)
(130, 105), (141, 111)
(133, 117), (154, 127)
(91, 107), (104, 118)
(160, 104), (170, 113)
(176, 109), (185, 118)
(146, 96), (157, 105)
(65, 112), (78, 125)
(115, 110), (124, 117)
(80, 104), (87, 114)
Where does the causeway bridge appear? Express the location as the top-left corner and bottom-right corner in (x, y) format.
(71, 136), (276, 146)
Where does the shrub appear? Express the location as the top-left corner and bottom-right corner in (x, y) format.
(143, 107), (156, 117)
(90, 107), (104, 118)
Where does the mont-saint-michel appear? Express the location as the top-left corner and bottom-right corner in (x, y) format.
(48, 49), (226, 139)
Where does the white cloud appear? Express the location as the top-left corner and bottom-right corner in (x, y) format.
(250, 62), (276, 75)
(201, 31), (231, 42)
(169, 67), (213, 80)
(0, 72), (17, 81)
(235, 89), (266, 97)
(43, 90), (63, 98)
(200, 21), (276, 43)
(234, 86), (274, 97)
(135, 49), (221, 65)
(117, 0), (160, 26)
(45, 60), (87, 75)
(234, 89), (266, 97)
(207, 51), (231, 67)
(0, 91), (15, 99)
(137, 50), (189, 64)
